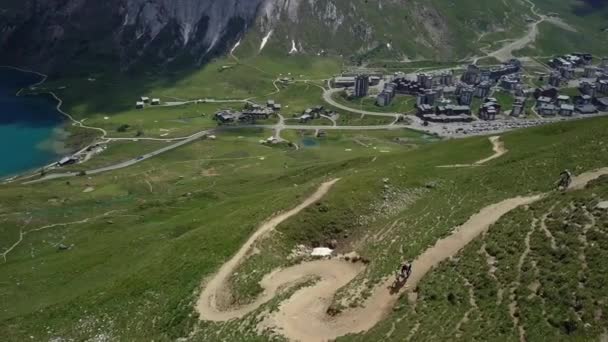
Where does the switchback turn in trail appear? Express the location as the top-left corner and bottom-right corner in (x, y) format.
(438, 136), (508, 168)
(196, 169), (608, 342)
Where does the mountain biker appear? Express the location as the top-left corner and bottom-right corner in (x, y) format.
(399, 261), (412, 280)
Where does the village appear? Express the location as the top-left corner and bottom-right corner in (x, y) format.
(124, 53), (608, 143)
(329, 53), (608, 134)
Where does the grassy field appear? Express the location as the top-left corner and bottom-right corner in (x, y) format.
(2, 110), (608, 341)
(3, 36), (608, 341)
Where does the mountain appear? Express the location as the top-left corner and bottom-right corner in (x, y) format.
(0, 0), (264, 72)
(1, 0), (607, 72)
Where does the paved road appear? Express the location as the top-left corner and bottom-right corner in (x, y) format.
(322, 87), (401, 118)
(263, 124), (408, 131)
(24, 130), (211, 184)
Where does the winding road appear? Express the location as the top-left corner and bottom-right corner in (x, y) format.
(23, 130), (212, 184)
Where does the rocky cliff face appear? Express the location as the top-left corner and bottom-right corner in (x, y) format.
(1, 0), (267, 72)
(0, 0), (532, 73)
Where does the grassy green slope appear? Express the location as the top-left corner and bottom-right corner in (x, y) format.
(346, 174), (608, 341)
(2, 111), (607, 341)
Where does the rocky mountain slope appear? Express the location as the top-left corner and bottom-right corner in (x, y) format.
(1, 0), (606, 72)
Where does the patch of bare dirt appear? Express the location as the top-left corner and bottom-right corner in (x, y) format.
(438, 136), (508, 168)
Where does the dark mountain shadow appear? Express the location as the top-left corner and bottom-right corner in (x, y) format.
(571, 0), (608, 16)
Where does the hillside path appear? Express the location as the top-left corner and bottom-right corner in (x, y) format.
(437, 136), (508, 168)
(196, 179), (341, 321)
(195, 167), (608, 341)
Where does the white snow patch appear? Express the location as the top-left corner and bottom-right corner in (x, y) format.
(205, 34), (220, 54)
(311, 247), (333, 257)
(597, 201), (608, 210)
(386, 43), (392, 50)
(231, 40), (241, 55)
(260, 30), (273, 52)
(289, 40), (298, 54)
(182, 23), (192, 45)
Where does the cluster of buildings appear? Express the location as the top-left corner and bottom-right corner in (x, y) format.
(461, 59), (522, 85)
(136, 96), (161, 109)
(412, 61), (522, 123)
(534, 89), (607, 116)
(296, 106), (336, 123)
(378, 71), (456, 108)
(332, 75), (381, 96)
(548, 53), (593, 69)
(416, 102), (473, 123)
(532, 53), (608, 117)
(214, 100), (281, 124)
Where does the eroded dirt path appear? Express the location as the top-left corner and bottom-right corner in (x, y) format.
(475, 136), (508, 165)
(195, 168), (608, 341)
(196, 179), (341, 321)
(438, 136), (508, 168)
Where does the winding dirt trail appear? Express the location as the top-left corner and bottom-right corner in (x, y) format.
(438, 136), (508, 168)
(196, 168), (608, 342)
(196, 179), (341, 321)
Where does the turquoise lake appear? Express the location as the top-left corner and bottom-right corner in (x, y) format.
(0, 68), (65, 179)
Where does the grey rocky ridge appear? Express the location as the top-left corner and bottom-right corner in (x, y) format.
(1, 0), (545, 72)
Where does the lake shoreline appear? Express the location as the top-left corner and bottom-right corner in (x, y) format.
(0, 66), (72, 181)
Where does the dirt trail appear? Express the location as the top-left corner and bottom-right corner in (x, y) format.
(569, 167), (608, 190)
(257, 195), (542, 341)
(196, 179), (341, 321)
(195, 168), (608, 342)
(438, 136), (507, 168)
(475, 136), (508, 165)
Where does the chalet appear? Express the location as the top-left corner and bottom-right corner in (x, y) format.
(416, 104), (434, 116)
(214, 111), (238, 124)
(534, 86), (558, 100)
(299, 114), (313, 123)
(598, 80), (608, 94)
(576, 104), (598, 115)
(559, 104), (575, 116)
(593, 97), (608, 111)
(446, 105), (472, 116)
(136, 101), (145, 109)
(511, 103), (524, 117)
(575, 95), (593, 106)
(58, 156), (77, 166)
(242, 108), (273, 120)
(332, 76), (356, 88)
(556, 95), (570, 105)
(141, 96), (150, 103)
(536, 96), (553, 107)
(538, 103), (557, 116)
(479, 99), (501, 121)
(151, 98), (161, 105)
